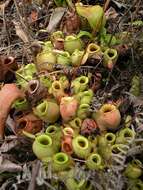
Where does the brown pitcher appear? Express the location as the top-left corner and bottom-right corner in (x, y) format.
(0, 56), (18, 82)
(0, 84), (24, 139)
(14, 113), (43, 135)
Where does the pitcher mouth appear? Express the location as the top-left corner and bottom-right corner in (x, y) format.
(119, 128), (135, 142)
(37, 135), (52, 147)
(123, 129), (134, 138)
(46, 125), (57, 135)
(105, 133), (116, 144)
(63, 127), (74, 137)
(28, 80), (40, 94)
(73, 118), (81, 128)
(65, 36), (77, 42)
(54, 152), (69, 164)
(37, 100), (48, 115)
(76, 136), (88, 149)
(111, 144), (125, 154)
(79, 76), (89, 85)
(105, 49), (117, 60)
(17, 120), (27, 130)
(91, 154), (101, 165)
(4, 56), (15, 65)
(100, 104), (116, 113)
(52, 81), (62, 91)
(79, 104), (90, 109)
(87, 44), (100, 53)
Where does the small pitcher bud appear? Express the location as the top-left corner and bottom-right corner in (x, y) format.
(103, 48), (118, 69)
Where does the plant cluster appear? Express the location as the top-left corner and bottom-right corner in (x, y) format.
(0, 1), (143, 190)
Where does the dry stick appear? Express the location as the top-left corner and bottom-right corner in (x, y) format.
(15, 72), (29, 82)
(43, 181), (57, 190)
(0, 42), (23, 52)
(20, 2), (29, 27)
(28, 160), (41, 190)
(6, 67), (29, 82)
(104, 0), (111, 11)
(43, 2), (52, 28)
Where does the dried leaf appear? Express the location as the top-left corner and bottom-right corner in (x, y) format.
(0, 138), (18, 153)
(0, 0), (11, 16)
(0, 3), (5, 16)
(22, 163), (32, 180)
(105, 7), (119, 19)
(6, 115), (17, 134)
(4, 135), (18, 141)
(0, 156), (22, 172)
(81, 52), (89, 65)
(13, 21), (29, 43)
(47, 7), (66, 33)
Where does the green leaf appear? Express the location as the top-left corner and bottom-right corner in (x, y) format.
(77, 30), (93, 39)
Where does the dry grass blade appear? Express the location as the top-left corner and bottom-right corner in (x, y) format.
(0, 0), (11, 16)
(104, 0), (110, 11)
(13, 20), (29, 43)
(47, 7), (66, 33)
(0, 138), (18, 153)
(0, 156), (22, 172)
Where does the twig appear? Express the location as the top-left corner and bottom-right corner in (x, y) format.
(28, 160), (40, 190)
(104, 0), (110, 11)
(13, 0), (33, 42)
(43, 180), (57, 190)
(6, 67), (29, 82)
(0, 42), (23, 52)
(1, 0), (12, 54)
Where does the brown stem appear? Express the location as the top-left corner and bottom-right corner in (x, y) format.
(0, 84), (24, 139)
(104, 0), (110, 11)
(28, 160), (40, 190)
